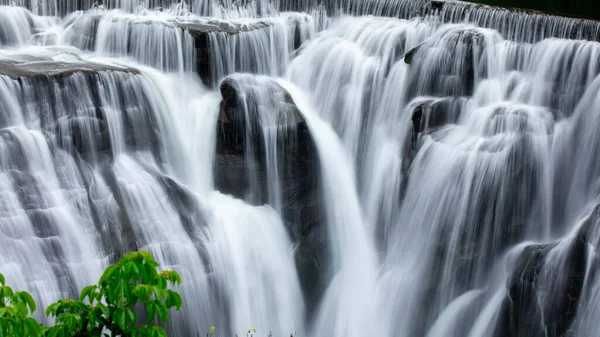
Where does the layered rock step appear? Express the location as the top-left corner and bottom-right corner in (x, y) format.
(0, 46), (209, 271)
(314, 0), (600, 43)
(63, 10), (314, 84)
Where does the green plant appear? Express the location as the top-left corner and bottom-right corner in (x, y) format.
(1, 251), (182, 337)
(45, 251), (182, 337)
(0, 274), (44, 337)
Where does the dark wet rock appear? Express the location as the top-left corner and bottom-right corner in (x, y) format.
(55, 114), (111, 157)
(495, 204), (599, 337)
(181, 19), (272, 35)
(7, 71), (162, 164)
(214, 74), (328, 310)
(406, 28), (486, 98)
(403, 43), (422, 64)
(431, 0), (446, 12)
(184, 20), (273, 85)
(410, 97), (464, 135)
(403, 97), (466, 171)
(215, 75), (308, 203)
(154, 173), (208, 241)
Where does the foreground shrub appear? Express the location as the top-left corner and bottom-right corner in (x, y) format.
(1, 251), (181, 337)
(0, 273), (43, 337)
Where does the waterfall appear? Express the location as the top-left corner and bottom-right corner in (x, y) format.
(2, 1), (600, 337)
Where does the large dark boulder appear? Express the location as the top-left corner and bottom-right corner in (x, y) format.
(495, 204), (600, 337)
(403, 97), (466, 174)
(405, 27), (488, 98)
(214, 74), (328, 310)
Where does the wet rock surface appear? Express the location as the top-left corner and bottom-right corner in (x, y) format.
(406, 28), (487, 98)
(185, 16), (275, 82)
(0, 48), (139, 79)
(214, 74), (328, 309)
(495, 204), (600, 337)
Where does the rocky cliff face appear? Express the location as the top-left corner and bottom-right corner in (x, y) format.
(214, 74), (328, 309)
(495, 203), (599, 337)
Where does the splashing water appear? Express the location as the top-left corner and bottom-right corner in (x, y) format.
(2, 1), (600, 337)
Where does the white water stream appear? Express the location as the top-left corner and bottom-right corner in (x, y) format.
(1, 1), (600, 337)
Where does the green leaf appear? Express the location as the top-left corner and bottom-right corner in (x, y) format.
(96, 303), (110, 319)
(73, 301), (90, 313)
(131, 263), (141, 281)
(0, 274), (4, 286)
(134, 285), (150, 301)
(67, 315), (76, 332)
(15, 302), (27, 317)
(156, 303), (168, 324)
(138, 325), (153, 337)
(147, 301), (157, 322)
(111, 282), (126, 306)
(116, 308), (128, 331)
(80, 285), (97, 303)
(166, 291), (182, 310)
(46, 302), (60, 317)
(142, 264), (158, 284)
(99, 265), (117, 286)
(124, 261), (134, 281)
(126, 307), (137, 326)
(153, 326), (168, 337)
(0, 286), (14, 302)
(163, 271), (181, 286)
(24, 317), (42, 337)
(16, 291), (36, 313)
(139, 251), (154, 262)
(88, 309), (97, 328)
(153, 285), (167, 301)
(46, 326), (61, 337)
(11, 320), (22, 337)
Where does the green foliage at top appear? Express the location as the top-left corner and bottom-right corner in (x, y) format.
(1, 251), (182, 337)
(471, 0), (599, 21)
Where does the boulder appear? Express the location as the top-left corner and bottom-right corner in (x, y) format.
(494, 204), (599, 337)
(214, 74), (328, 309)
(403, 97), (466, 173)
(405, 28), (486, 98)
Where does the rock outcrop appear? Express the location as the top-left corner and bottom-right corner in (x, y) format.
(214, 74), (328, 309)
(495, 204), (600, 337)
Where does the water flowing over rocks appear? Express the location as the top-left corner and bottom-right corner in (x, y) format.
(214, 74), (327, 307)
(2, 1), (600, 337)
(497, 202), (600, 337)
(63, 9), (313, 84)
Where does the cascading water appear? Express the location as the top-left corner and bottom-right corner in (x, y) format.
(3, 1), (600, 337)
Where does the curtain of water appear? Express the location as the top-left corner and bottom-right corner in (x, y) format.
(3, 1), (600, 337)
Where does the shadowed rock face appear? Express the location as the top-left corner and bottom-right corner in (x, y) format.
(494, 204), (600, 337)
(405, 28), (489, 98)
(191, 14), (311, 87)
(214, 74), (328, 310)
